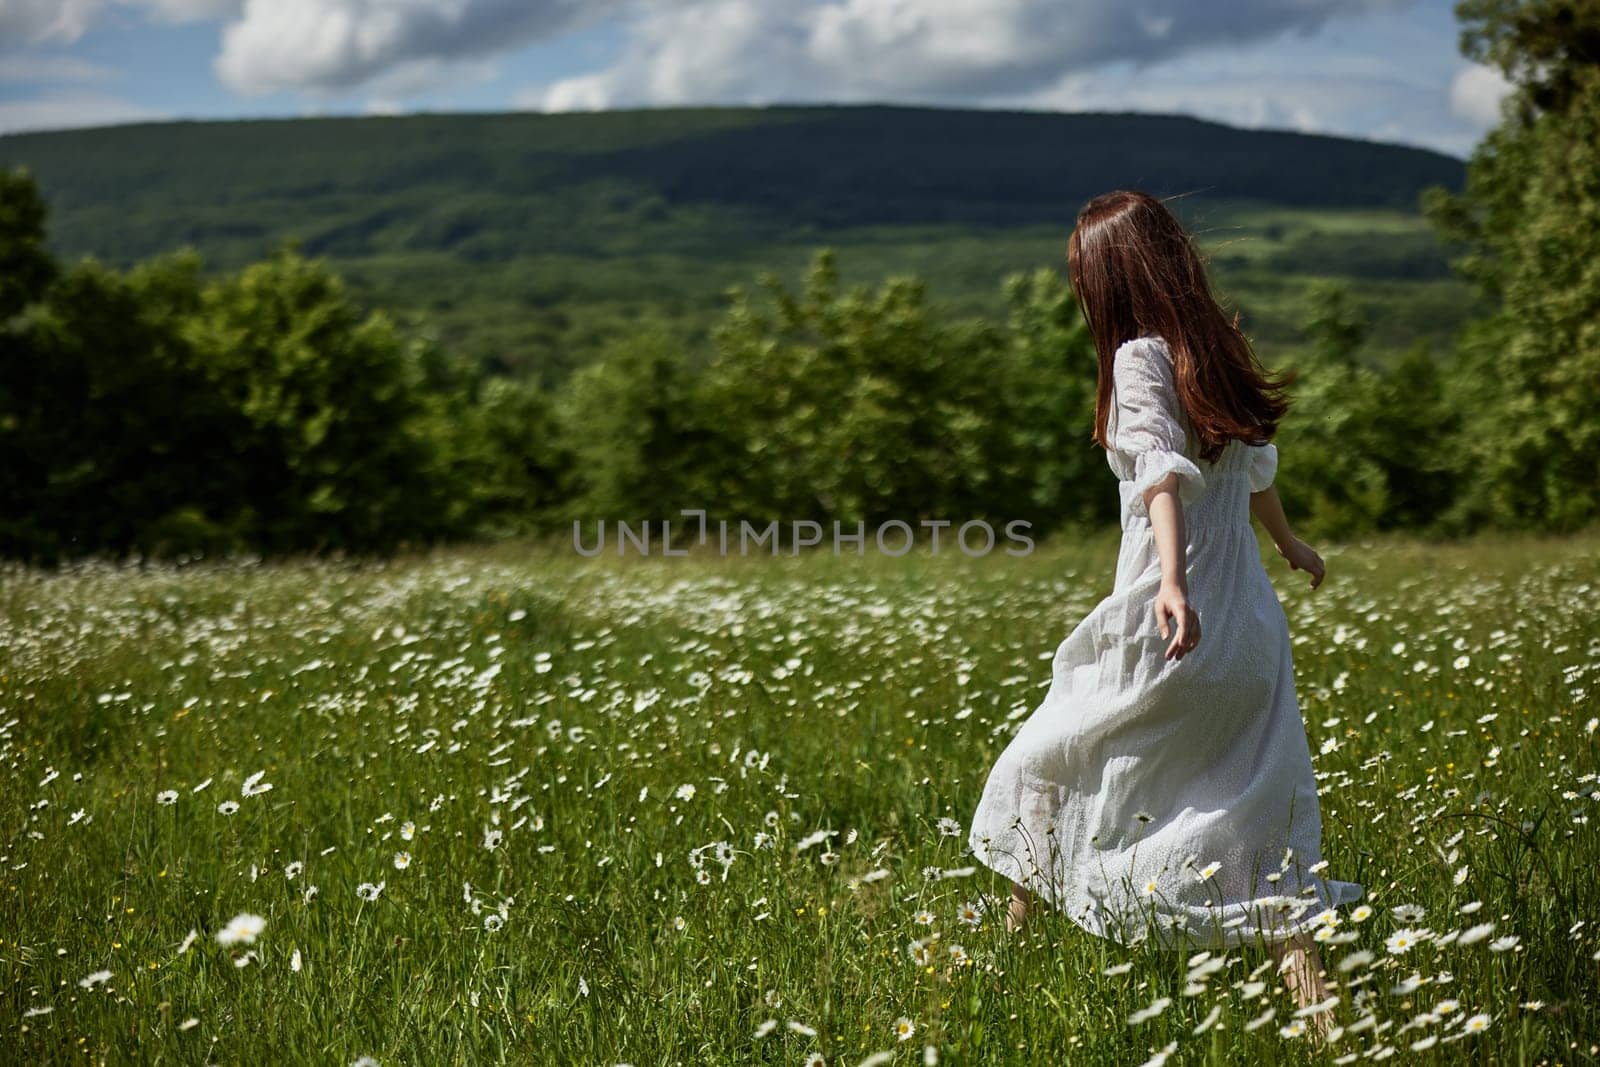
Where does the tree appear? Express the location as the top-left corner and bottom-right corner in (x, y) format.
(1424, 1), (1600, 528)
(0, 169), (54, 320)
(186, 246), (460, 552)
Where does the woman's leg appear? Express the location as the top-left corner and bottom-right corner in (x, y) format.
(1006, 881), (1037, 932)
(1269, 932), (1332, 1037)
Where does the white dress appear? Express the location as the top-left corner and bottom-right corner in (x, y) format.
(967, 333), (1362, 949)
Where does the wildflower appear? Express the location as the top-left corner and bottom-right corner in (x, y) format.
(752, 1018), (777, 1039)
(393, 852), (411, 870)
(1197, 861), (1221, 880)
(1488, 935), (1520, 952)
(1391, 903), (1425, 923)
(78, 969), (112, 989)
(913, 910), (935, 926)
(291, 948), (302, 972)
(894, 1017), (916, 1041)
(216, 913), (265, 946)
(1457, 922), (1494, 945)
(674, 783), (696, 802)
(400, 821), (415, 841)
(483, 914), (504, 932)
(1139, 1041), (1178, 1067)
(241, 770), (272, 797)
(1350, 905), (1373, 922)
(217, 801), (240, 816)
(1337, 950), (1374, 973)
(1243, 1006), (1276, 1032)
(284, 861), (304, 880)
(787, 1020), (818, 1037)
(483, 828), (503, 850)
(1462, 1013), (1491, 1033)
(157, 790), (178, 805)
(1385, 929), (1427, 954)
(937, 817), (961, 837)
(356, 881), (385, 901)
(957, 901), (982, 926)
(1127, 996), (1171, 1024)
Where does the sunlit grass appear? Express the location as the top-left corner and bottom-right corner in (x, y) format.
(2, 531), (1596, 1064)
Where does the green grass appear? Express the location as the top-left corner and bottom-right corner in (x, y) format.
(4, 531), (1594, 1064)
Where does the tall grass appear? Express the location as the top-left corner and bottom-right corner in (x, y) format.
(2, 531), (1596, 1064)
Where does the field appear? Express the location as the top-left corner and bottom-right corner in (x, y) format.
(2, 532), (1597, 1064)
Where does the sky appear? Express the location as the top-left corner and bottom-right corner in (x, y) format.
(0, 0), (1513, 157)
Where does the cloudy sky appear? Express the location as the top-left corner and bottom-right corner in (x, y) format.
(0, 0), (1511, 156)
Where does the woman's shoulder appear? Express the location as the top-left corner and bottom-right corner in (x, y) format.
(1113, 333), (1173, 364)
(1112, 334), (1176, 387)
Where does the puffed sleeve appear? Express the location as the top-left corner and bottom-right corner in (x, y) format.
(1246, 442), (1278, 493)
(1112, 338), (1205, 518)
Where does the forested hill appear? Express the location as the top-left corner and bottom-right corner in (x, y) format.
(0, 106), (1462, 259)
(0, 106), (1468, 375)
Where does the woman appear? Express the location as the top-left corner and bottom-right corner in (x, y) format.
(966, 189), (1362, 1019)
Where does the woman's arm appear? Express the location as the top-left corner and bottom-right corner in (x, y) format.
(1249, 485), (1326, 589)
(1143, 472), (1201, 661)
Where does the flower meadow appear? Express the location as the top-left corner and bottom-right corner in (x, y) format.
(1, 533), (1597, 1065)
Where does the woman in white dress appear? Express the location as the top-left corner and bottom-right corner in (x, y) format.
(966, 190), (1362, 1016)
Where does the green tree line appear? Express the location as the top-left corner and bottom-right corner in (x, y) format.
(0, 1), (1593, 560)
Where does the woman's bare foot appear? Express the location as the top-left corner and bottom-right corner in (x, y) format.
(1005, 882), (1038, 933)
(1271, 933), (1333, 1041)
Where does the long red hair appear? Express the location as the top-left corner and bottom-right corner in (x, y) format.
(1066, 190), (1291, 462)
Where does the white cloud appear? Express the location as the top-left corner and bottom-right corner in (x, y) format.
(213, 0), (621, 95)
(536, 0), (1412, 111)
(0, 90), (166, 134)
(135, 0), (243, 21)
(0, 0), (235, 47)
(0, 0), (105, 45)
(1449, 62), (1512, 127)
(0, 54), (115, 83)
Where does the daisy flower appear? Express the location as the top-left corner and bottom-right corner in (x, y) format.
(215, 912), (265, 946)
(156, 790), (178, 805)
(1385, 929), (1427, 954)
(894, 1017), (916, 1041)
(356, 881), (385, 902)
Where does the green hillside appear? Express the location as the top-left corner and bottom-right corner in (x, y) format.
(0, 105), (1470, 378)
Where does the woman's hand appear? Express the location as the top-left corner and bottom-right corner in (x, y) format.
(1278, 538), (1326, 590)
(1154, 581), (1200, 661)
